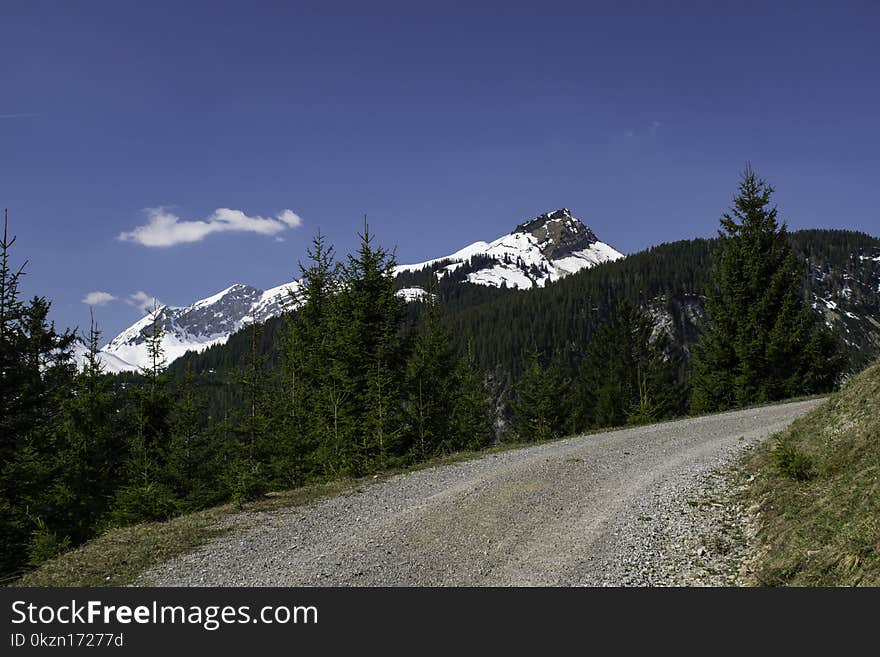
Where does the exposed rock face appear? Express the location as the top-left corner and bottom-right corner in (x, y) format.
(514, 208), (601, 260)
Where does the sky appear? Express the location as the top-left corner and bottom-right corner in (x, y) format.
(1, 1), (878, 342)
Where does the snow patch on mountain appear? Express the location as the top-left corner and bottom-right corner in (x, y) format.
(245, 281), (300, 324)
(395, 286), (434, 303)
(71, 341), (137, 374)
(395, 241), (490, 274)
(106, 328), (231, 371)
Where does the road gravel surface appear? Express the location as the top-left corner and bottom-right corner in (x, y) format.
(138, 399), (822, 586)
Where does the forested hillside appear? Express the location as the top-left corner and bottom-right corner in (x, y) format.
(171, 229), (880, 387)
(449, 230), (878, 377)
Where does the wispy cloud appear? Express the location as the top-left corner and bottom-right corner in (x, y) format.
(126, 291), (162, 315)
(118, 207), (303, 247)
(623, 120), (661, 139)
(0, 112), (40, 120)
(81, 291), (117, 306)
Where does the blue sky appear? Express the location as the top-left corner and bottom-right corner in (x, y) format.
(2, 2), (878, 341)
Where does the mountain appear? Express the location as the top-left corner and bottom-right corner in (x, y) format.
(98, 208), (623, 371)
(100, 282), (300, 372)
(394, 208), (623, 289)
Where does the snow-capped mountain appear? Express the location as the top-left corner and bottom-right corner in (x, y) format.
(395, 208), (623, 289)
(100, 282), (300, 372)
(98, 208), (623, 372)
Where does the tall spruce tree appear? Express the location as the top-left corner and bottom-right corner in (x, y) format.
(165, 364), (222, 511)
(228, 321), (273, 507)
(691, 165), (843, 412)
(403, 288), (456, 461)
(277, 231), (339, 485)
(448, 340), (494, 451)
(337, 221), (404, 473)
(275, 308), (308, 488)
(51, 313), (121, 548)
(0, 211), (76, 575)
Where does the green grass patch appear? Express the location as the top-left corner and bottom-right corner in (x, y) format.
(742, 361), (880, 586)
(771, 440), (816, 481)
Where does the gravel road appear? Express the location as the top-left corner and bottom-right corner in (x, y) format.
(137, 399), (822, 587)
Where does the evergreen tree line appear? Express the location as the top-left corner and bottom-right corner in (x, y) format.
(506, 299), (684, 443)
(174, 228), (879, 392)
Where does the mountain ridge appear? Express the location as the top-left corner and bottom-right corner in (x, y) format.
(165, 228), (880, 383)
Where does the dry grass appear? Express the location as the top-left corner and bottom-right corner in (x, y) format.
(742, 361), (880, 586)
(15, 478), (361, 587)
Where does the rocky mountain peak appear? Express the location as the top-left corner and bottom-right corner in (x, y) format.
(514, 208), (600, 260)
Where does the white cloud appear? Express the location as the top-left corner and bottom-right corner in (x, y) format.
(118, 207), (303, 247)
(126, 291), (162, 315)
(275, 236), (285, 243)
(81, 291), (117, 306)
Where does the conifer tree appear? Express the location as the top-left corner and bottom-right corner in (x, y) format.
(0, 211), (76, 574)
(51, 312), (121, 546)
(404, 288), (456, 460)
(228, 321), (273, 506)
(165, 364), (222, 510)
(509, 349), (571, 442)
(275, 312), (307, 487)
(277, 231), (339, 485)
(448, 340), (494, 451)
(111, 304), (176, 524)
(691, 165), (843, 412)
(337, 221), (404, 473)
(572, 300), (677, 430)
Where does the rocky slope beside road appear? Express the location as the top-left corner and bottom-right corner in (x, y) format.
(137, 399), (823, 587)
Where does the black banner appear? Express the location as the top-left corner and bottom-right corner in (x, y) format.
(0, 587), (874, 653)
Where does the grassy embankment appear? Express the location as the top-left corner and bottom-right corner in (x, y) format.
(743, 359), (880, 586)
